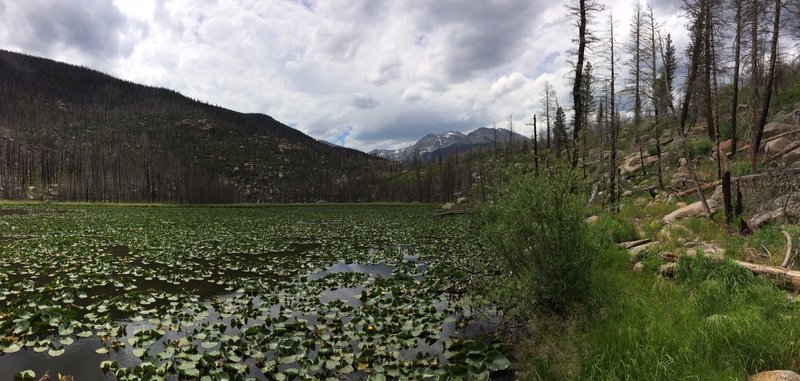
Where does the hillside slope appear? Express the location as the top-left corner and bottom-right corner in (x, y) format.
(0, 50), (392, 203)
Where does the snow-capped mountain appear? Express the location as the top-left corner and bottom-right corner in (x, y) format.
(369, 127), (529, 163)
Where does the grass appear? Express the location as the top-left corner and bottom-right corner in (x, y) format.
(512, 242), (800, 380)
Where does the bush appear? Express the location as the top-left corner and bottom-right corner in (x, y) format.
(592, 215), (637, 244)
(482, 168), (594, 315)
(689, 137), (714, 156)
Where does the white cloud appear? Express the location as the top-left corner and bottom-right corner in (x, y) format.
(0, 0), (696, 151)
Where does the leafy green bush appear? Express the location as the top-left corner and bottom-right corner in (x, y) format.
(482, 168), (594, 315)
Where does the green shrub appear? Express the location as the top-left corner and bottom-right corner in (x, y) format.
(689, 137), (714, 156)
(592, 215), (637, 244)
(482, 168), (593, 315)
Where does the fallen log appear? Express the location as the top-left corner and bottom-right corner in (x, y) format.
(433, 209), (470, 217)
(660, 251), (800, 291)
(677, 180), (721, 197)
(619, 239), (652, 250)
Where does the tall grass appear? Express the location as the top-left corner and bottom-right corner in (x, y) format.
(517, 247), (800, 380)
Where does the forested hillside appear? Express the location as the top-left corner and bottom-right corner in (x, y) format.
(0, 50), (400, 203)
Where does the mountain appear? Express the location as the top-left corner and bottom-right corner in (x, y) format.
(0, 50), (393, 203)
(369, 127), (530, 163)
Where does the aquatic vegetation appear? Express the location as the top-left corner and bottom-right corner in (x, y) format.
(0, 205), (507, 380)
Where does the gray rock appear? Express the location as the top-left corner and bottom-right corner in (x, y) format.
(633, 262), (645, 272)
(783, 147), (800, 165)
(441, 202), (454, 210)
(658, 262), (676, 277)
(763, 122), (798, 139)
(663, 199), (719, 223)
(764, 136), (793, 157)
(749, 370), (800, 381)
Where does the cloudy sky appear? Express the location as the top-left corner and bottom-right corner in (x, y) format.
(0, 0), (689, 151)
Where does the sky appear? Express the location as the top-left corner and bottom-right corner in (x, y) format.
(0, 0), (690, 151)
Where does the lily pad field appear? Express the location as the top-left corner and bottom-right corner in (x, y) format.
(0, 204), (507, 380)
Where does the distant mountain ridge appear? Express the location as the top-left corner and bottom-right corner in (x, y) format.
(0, 49), (391, 203)
(370, 127), (530, 162)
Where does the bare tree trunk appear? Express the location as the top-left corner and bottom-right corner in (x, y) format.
(749, 0), (761, 173)
(678, 0), (715, 220)
(730, 0), (743, 157)
(649, 6), (664, 190)
(751, 0), (783, 172)
(572, 0), (588, 169)
(608, 16), (619, 212)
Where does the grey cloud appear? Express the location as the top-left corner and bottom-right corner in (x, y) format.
(409, 0), (550, 82)
(353, 108), (487, 144)
(3, 0), (139, 59)
(352, 93), (379, 109)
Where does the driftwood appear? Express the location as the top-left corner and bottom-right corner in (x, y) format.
(619, 239), (652, 250)
(677, 180), (721, 197)
(782, 228), (794, 268)
(433, 209), (470, 217)
(661, 251), (800, 291)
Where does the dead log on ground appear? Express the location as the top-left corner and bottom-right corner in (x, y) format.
(660, 251), (800, 291)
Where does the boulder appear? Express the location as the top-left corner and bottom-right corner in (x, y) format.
(763, 122), (799, 139)
(456, 196), (468, 204)
(763, 136), (793, 157)
(748, 193), (800, 228)
(784, 147), (800, 165)
(776, 107), (800, 125)
(586, 215), (599, 224)
(663, 199), (719, 223)
(719, 139), (732, 152)
(656, 223), (692, 244)
(633, 262), (645, 272)
(620, 152), (658, 176)
(749, 370), (800, 381)
(441, 202), (454, 210)
(629, 241), (657, 261)
(658, 262), (677, 277)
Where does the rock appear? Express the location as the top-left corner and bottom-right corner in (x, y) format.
(763, 136), (793, 157)
(749, 370), (800, 381)
(763, 122), (799, 139)
(678, 157), (687, 167)
(719, 139), (732, 152)
(776, 107), (800, 125)
(662, 199), (719, 223)
(622, 190), (633, 197)
(685, 241), (725, 258)
(783, 147), (800, 165)
(658, 262), (676, 277)
(656, 224), (691, 243)
(620, 152), (658, 176)
(634, 197), (648, 207)
(629, 241), (657, 261)
(710, 185), (723, 202)
(456, 197), (468, 204)
(441, 203), (454, 210)
(748, 193), (800, 228)
(586, 215), (599, 224)
(633, 262), (645, 272)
